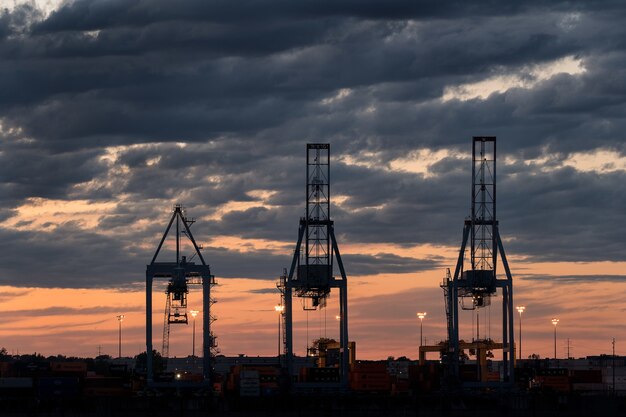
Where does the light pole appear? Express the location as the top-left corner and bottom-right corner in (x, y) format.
(274, 305), (285, 360)
(116, 315), (125, 358)
(516, 306), (525, 360)
(551, 318), (559, 359)
(417, 312), (427, 347)
(190, 310), (199, 357)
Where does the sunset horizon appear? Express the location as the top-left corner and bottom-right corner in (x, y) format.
(2, 4), (626, 411)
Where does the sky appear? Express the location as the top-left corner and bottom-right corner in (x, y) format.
(1, 0), (626, 361)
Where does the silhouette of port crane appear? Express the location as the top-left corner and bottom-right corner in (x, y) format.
(280, 143), (350, 388)
(145, 204), (217, 385)
(441, 137), (515, 387)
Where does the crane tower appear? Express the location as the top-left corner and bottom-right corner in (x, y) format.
(282, 143), (350, 387)
(442, 137), (515, 386)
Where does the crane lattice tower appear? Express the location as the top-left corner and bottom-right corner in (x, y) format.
(282, 143), (350, 388)
(441, 137), (515, 387)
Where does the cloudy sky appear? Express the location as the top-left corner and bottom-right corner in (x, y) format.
(1, 0), (626, 360)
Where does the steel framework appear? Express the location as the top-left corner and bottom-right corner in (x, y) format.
(145, 205), (216, 385)
(442, 137), (515, 387)
(283, 143), (350, 388)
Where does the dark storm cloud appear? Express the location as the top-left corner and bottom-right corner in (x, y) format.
(0, 214), (438, 288)
(0, 224), (143, 288)
(2, 3), (614, 152)
(0, 144), (106, 204)
(1, 1), (626, 288)
(30, 0), (626, 33)
(206, 155), (626, 264)
(208, 247), (441, 279)
(344, 253), (443, 275)
(499, 165), (626, 262)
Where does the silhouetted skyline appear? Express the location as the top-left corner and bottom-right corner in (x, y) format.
(0, 0), (625, 361)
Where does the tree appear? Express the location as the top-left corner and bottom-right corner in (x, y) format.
(134, 350), (164, 374)
(310, 338), (337, 355)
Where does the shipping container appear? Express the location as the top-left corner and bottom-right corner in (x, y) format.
(351, 361), (387, 372)
(38, 377), (80, 399)
(486, 371), (500, 382)
(0, 377), (34, 398)
(305, 367), (339, 383)
(0, 362), (11, 377)
(537, 368), (568, 377)
(51, 361), (88, 375)
(83, 377), (131, 397)
(391, 379), (410, 396)
(350, 380), (390, 392)
(570, 369), (602, 384)
(240, 370), (260, 397)
(0, 377), (33, 388)
(535, 375), (570, 392)
(572, 382), (605, 392)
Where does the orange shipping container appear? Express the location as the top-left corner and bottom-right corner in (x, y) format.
(351, 362), (387, 372)
(350, 373), (390, 382)
(51, 362), (88, 374)
(0, 362), (11, 377)
(350, 381), (390, 392)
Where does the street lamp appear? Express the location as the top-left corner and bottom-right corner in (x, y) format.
(116, 315), (125, 358)
(190, 310), (199, 357)
(551, 318), (559, 359)
(274, 305), (285, 360)
(417, 312), (427, 347)
(516, 306), (525, 360)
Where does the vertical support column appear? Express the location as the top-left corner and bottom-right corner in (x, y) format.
(509, 289), (515, 382)
(146, 272), (153, 383)
(285, 281), (293, 381)
(202, 274), (211, 384)
(330, 226), (349, 387)
(497, 229), (516, 384)
(339, 281), (349, 387)
(502, 285), (509, 382)
(285, 223), (304, 386)
(445, 288), (453, 358)
(449, 224), (469, 380)
(507, 280), (515, 383)
(452, 281), (459, 377)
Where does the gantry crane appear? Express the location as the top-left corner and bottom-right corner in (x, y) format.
(145, 204), (217, 385)
(442, 137), (515, 387)
(282, 143), (350, 388)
